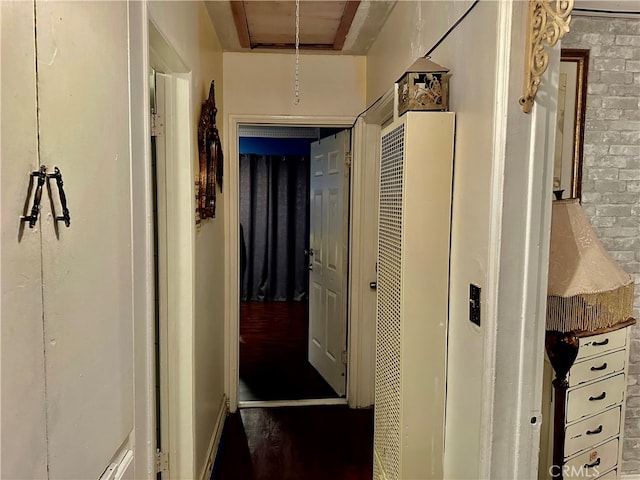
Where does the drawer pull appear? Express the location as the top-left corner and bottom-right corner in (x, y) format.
(586, 425), (603, 435)
(589, 392), (607, 401)
(584, 458), (601, 469)
(592, 338), (609, 347)
(590, 362), (608, 371)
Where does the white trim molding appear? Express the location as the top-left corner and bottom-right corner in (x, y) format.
(128, 2), (156, 478)
(483, 1), (559, 478)
(224, 114), (370, 412)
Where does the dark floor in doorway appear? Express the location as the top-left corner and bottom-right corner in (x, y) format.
(211, 405), (374, 480)
(239, 301), (338, 401)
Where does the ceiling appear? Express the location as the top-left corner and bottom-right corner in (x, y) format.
(204, 0), (397, 54)
(204, 0), (640, 55)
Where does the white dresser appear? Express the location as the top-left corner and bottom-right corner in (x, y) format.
(539, 323), (634, 479)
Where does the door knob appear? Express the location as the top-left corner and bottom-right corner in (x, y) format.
(305, 248), (314, 256)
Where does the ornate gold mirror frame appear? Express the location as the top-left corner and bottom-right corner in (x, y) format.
(519, 0), (575, 113)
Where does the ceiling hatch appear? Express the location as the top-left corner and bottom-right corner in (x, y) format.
(231, 1), (361, 51)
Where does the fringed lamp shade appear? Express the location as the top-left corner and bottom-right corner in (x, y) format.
(547, 199), (634, 333)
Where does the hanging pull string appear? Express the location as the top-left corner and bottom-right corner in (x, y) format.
(350, 0), (481, 128)
(294, 0), (301, 105)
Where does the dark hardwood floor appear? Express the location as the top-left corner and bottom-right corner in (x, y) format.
(212, 406), (374, 480)
(239, 301), (338, 401)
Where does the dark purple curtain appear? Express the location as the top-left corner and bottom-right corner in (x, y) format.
(239, 154), (309, 302)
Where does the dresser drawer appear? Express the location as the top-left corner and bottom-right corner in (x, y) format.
(576, 329), (626, 361)
(566, 374), (626, 423)
(565, 407), (621, 457)
(569, 350), (626, 387)
(596, 469), (617, 480)
(564, 438), (618, 479)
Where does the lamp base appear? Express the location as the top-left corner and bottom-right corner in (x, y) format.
(545, 330), (579, 387)
(545, 330), (580, 479)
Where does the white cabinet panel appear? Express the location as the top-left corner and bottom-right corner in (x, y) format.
(565, 438), (618, 479)
(36, 2), (135, 478)
(596, 469), (617, 480)
(566, 374), (626, 423)
(576, 329), (626, 361)
(569, 350), (626, 387)
(539, 325), (633, 480)
(1, 2), (136, 479)
(0, 2), (48, 479)
(374, 112), (455, 480)
(565, 407), (621, 458)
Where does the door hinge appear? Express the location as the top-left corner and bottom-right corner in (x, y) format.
(341, 350), (348, 365)
(151, 111), (165, 137)
(345, 152), (352, 168)
(156, 450), (169, 474)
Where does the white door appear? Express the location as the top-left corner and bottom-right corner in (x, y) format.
(308, 130), (350, 396)
(1, 2), (48, 478)
(1, 2), (136, 479)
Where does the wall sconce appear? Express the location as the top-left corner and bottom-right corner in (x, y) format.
(397, 57), (450, 117)
(519, 0), (574, 113)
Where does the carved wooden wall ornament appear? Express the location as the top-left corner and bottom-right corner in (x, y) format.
(197, 80), (223, 219)
(520, 0), (574, 113)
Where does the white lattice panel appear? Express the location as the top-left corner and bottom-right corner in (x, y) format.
(374, 123), (404, 480)
(373, 112), (455, 480)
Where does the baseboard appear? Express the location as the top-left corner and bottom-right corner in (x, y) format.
(198, 395), (228, 480)
(621, 474), (640, 480)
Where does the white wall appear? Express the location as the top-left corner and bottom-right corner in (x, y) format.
(148, 2), (225, 479)
(366, 2), (555, 478)
(367, 3), (498, 477)
(222, 52), (366, 117)
(221, 51), (367, 408)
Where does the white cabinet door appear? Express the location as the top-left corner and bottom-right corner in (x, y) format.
(36, 2), (135, 478)
(1, 3), (136, 479)
(308, 130), (350, 396)
(0, 2), (48, 478)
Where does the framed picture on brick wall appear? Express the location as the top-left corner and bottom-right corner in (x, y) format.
(554, 49), (589, 200)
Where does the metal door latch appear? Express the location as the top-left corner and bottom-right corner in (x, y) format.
(21, 165), (48, 228)
(48, 167), (71, 227)
(21, 165), (71, 228)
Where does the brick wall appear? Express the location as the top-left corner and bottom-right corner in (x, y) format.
(563, 15), (640, 474)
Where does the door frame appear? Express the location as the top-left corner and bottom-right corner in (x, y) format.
(225, 114), (376, 411)
(148, 20), (195, 480)
(128, 3), (156, 478)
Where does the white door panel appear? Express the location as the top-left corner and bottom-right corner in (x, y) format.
(2, 3), (136, 479)
(0, 2), (48, 478)
(37, 2), (135, 478)
(308, 130), (350, 396)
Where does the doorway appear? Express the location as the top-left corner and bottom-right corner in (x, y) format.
(237, 125), (350, 404)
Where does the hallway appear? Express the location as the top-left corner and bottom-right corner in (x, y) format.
(211, 406), (373, 480)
